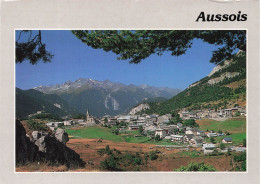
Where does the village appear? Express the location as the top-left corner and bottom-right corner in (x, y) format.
(45, 106), (247, 155)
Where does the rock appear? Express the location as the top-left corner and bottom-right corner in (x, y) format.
(32, 131), (41, 140)
(16, 120), (39, 164)
(34, 135), (47, 152)
(55, 128), (69, 145)
(44, 135), (85, 168)
(16, 120), (85, 168)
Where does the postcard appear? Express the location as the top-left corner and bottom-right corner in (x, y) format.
(0, 0), (259, 184)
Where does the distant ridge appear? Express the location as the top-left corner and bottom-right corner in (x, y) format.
(32, 79), (182, 117)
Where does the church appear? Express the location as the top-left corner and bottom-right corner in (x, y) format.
(86, 110), (95, 124)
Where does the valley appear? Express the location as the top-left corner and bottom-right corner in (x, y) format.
(15, 31), (248, 173)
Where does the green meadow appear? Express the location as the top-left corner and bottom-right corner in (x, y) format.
(66, 126), (125, 142)
(198, 118), (246, 134)
(66, 126), (178, 145)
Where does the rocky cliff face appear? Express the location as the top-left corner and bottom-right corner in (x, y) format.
(207, 72), (240, 85)
(129, 103), (150, 115)
(16, 120), (85, 168)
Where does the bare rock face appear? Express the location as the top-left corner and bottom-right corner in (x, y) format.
(129, 103), (150, 115)
(55, 128), (69, 145)
(16, 120), (85, 168)
(32, 131), (41, 140)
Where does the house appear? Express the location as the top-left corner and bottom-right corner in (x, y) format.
(232, 147), (246, 152)
(177, 123), (183, 128)
(183, 134), (194, 142)
(149, 114), (158, 122)
(167, 125), (178, 134)
(188, 111), (197, 119)
(117, 116), (131, 123)
(185, 127), (194, 135)
(196, 130), (205, 136)
(54, 122), (64, 128)
(128, 124), (140, 131)
(218, 109), (226, 117)
(46, 122), (54, 127)
(189, 136), (204, 147)
(155, 129), (167, 139)
(178, 111), (189, 119)
(202, 143), (216, 154)
(157, 115), (170, 124)
(77, 119), (85, 123)
(224, 108), (233, 116)
(164, 136), (172, 140)
(222, 137), (232, 143)
(64, 120), (72, 126)
(144, 125), (157, 132)
(207, 133), (218, 137)
(171, 135), (184, 142)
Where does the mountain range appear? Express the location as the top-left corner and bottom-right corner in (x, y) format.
(16, 79), (181, 118)
(16, 88), (78, 118)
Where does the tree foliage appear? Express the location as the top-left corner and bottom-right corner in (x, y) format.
(210, 137), (216, 144)
(16, 30), (246, 65)
(26, 120), (48, 131)
(183, 119), (199, 128)
(220, 143), (225, 150)
(16, 30), (53, 64)
(72, 30), (246, 64)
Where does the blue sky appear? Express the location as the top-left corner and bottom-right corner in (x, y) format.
(16, 30), (218, 90)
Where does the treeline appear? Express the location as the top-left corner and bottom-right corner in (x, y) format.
(28, 113), (63, 121)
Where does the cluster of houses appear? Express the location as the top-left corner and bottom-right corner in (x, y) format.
(44, 108), (246, 154)
(98, 113), (241, 154)
(178, 106), (246, 120)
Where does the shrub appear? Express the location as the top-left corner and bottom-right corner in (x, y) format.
(149, 151), (158, 160)
(210, 137), (216, 144)
(100, 153), (120, 171)
(243, 139), (246, 147)
(220, 143), (225, 150)
(154, 135), (161, 141)
(174, 162), (216, 171)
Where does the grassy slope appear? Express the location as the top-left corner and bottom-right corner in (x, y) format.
(197, 118), (246, 145)
(197, 119), (246, 133)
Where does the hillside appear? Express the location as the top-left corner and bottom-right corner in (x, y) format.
(33, 79), (182, 117)
(16, 88), (78, 118)
(142, 51), (246, 115)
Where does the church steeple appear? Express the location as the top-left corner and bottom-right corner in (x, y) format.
(86, 110), (89, 120)
(85, 109), (95, 124)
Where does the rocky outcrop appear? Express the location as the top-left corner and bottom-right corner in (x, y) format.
(16, 120), (85, 168)
(55, 128), (69, 145)
(16, 120), (39, 164)
(208, 72), (240, 85)
(208, 59), (232, 77)
(129, 103), (150, 115)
